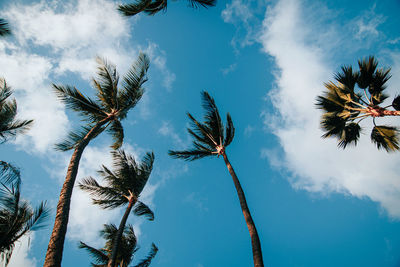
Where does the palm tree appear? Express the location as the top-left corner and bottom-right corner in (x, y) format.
(168, 91), (264, 267)
(0, 19), (11, 36)
(44, 53), (150, 267)
(79, 223), (158, 267)
(0, 79), (33, 143)
(0, 167), (49, 266)
(79, 150), (155, 267)
(118, 0), (216, 17)
(316, 56), (400, 151)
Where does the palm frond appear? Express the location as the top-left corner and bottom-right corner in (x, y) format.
(224, 113), (235, 147)
(53, 84), (106, 121)
(55, 124), (106, 151)
(337, 123), (361, 149)
(371, 125), (400, 152)
(320, 113), (346, 139)
(133, 243), (158, 267)
(118, 0), (163, 17)
(369, 67), (391, 95)
(168, 149), (212, 161)
(0, 19), (11, 36)
(392, 95), (400, 111)
(78, 241), (108, 265)
(201, 91), (224, 145)
(334, 65), (359, 93)
(107, 120), (124, 150)
(0, 80), (33, 143)
(132, 201), (154, 221)
(117, 53), (149, 119)
(357, 56), (378, 89)
(188, 0), (216, 8)
(0, 161), (20, 185)
(187, 113), (217, 148)
(93, 57), (119, 112)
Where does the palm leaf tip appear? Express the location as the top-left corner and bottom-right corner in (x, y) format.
(0, 18), (11, 36)
(133, 243), (158, 267)
(188, 0), (216, 8)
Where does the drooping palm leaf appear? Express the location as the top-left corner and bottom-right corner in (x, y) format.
(371, 125), (399, 152)
(94, 57), (119, 112)
(132, 201), (154, 221)
(118, 0), (216, 17)
(0, 162), (20, 185)
(133, 243), (158, 267)
(54, 124), (106, 151)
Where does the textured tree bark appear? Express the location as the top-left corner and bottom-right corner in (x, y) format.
(44, 118), (111, 267)
(222, 153), (264, 267)
(108, 198), (134, 267)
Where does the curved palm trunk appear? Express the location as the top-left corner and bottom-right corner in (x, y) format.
(108, 198), (134, 267)
(222, 153), (264, 267)
(44, 117), (111, 267)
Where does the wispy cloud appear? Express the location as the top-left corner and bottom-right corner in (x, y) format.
(6, 234), (37, 267)
(351, 4), (386, 41)
(259, 0), (400, 218)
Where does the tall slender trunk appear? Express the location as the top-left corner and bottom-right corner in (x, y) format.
(44, 118), (111, 267)
(108, 198), (134, 267)
(222, 153), (264, 267)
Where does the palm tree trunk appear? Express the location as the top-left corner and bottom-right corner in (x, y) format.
(222, 153), (264, 267)
(108, 198), (134, 267)
(44, 117), (111, 267)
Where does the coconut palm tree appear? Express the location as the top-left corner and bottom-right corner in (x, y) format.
(118, 0), (216, 17)
(0, 79), (33, 143)
(44, 53), (150, 267)
(316, 56), (400, 151)
(0, 19), (11, 36)
(168, 91), (264, 267)
(0, 167), (49, 266)
(79, 150), (155, 267)
(79, 223), (158, 267)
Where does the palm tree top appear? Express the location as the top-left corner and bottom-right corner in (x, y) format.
(79, 149), (155, 218)
(0, 79), (33, 143)
(54, 53), (149, 151)
(169, 91), (235, 161)
(316, 56), (400, 151)
(118, 0), (216, 17)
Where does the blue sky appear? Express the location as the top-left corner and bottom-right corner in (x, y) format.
(1, 0), (400, 266)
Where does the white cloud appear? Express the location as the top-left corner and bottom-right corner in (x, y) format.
(158, 121), (187, 148)
(6, 234), (37, 267)
(260, 0), (400, 218)
(352, 5), (386, 40)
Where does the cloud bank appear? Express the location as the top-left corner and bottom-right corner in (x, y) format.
(259, 0), (400, 218)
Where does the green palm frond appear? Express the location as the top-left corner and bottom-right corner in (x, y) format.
(369, 67), (391, 95)
(0, 161), (20, 185)
(117, 53), (149, 119)
(392, 95), (400, 111)
(133, 243), (158, 267)
(334, 66), (359, 93)
(78, 241), (108, 265)
(132, 201), (154, 221)
(187, 113), (217, 148)
(320, 114), (346, 139)
(358, 56), (378, 89)
(0, 19), (11, 36)
(371, 125), (400, 152)
(168, 149), (212, 161)
(0, 80), (33, 143)
(94, 57), (119, 112)
(107, 120), (124, 150)
(55, 124), (106, 151)
(201, 91), (224, 146)
(53, 84), (106, 121)
(224, 113), (235, 147)
(118, 0), (215, 17)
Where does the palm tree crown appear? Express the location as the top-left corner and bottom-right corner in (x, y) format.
(79, 150), (155, 216)
(316, 56), (400, 151)
(79, 223), (158, 267)
(0, 79), (33, 143)
(169, 91), (234, 160)
(0, 167), (49, 266)
(118, 0), (216, 17)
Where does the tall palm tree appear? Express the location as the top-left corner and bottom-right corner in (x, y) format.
(44, 53), (150, 267)
(316, 56), (400, 151)
(0, 19), (11, 36)
(0, 79), (33, 143)
(79, 150), (155, 267)
(118, 0), (216, 17)
(79, 224), (158, 267)
(168, 91), (264, 267)
(0, 167), (49, 266)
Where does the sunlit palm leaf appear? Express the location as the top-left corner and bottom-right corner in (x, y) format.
(371, 125), (400, 152)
